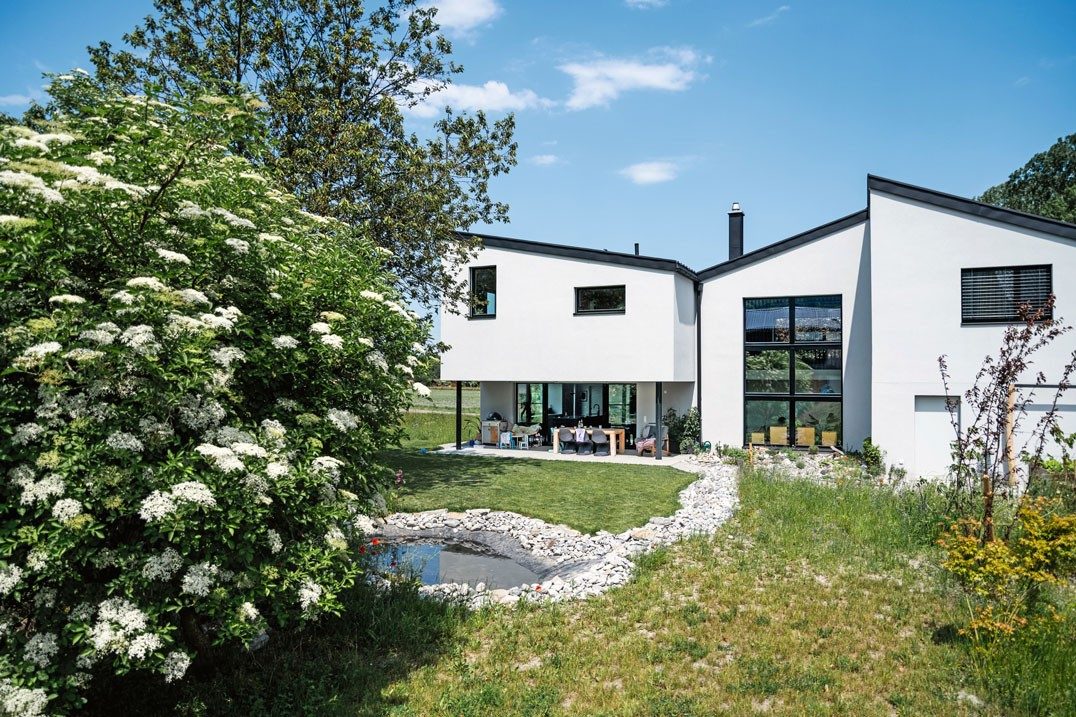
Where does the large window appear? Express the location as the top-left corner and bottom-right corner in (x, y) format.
(744, 296), (843, 448)
(470, 266), (496, 318)
(607, 384), (637, 426)
(515, 383), (637, 436)
(575, 285), (626, 315)
(516, 383), (543, 425)
(961, 265), (1052, 323)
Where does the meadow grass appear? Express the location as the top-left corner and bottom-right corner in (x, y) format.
(398, 410), (478, 450)
(85, 466), (1074, 716)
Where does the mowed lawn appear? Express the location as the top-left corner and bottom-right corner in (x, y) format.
(94, 467), (1076, 716)
(387, 452), (696, 535)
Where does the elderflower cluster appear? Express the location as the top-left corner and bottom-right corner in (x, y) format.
(156, 248), (191, 265)
(326, 409), (359, 432)
(298, 580), (323, 612)
(181, 562), (219, 597)
(23, 633), (59, 668)
(195, 443), (246, 473)
(320, 334), (344, 349)
(89, 598), (150, 658)
(142, 548), (183, 581)
(105, 431), (144, 453)
(267, 529), (283, 554)
(0, 566), (23, 595)
(413, 382), (432, 398)
(272, 335), (299, 349)
(48, 294), (85, 305)
(161, 651), (191, 683)
(12, 423), (44, 445)
(51, 498), (83, 522)
(311, 456), (344, 480)
(210, 346), (246, 368)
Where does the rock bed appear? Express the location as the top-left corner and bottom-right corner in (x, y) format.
(362, 460), (740, 608)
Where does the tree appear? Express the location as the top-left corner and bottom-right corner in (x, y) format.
(89, 0), (517, 309)
(0, 74), (429, 713)
(978, 134), (1076, 224)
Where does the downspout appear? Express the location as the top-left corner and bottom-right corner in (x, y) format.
(695, 280), (703, 427)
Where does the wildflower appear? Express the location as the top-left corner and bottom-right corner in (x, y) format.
(267, 529), (283, 554)
(156, 247), (191, 264)
(170, 481), (216, 507)
(309, 321), (331, 335)
(13, 423), (44, 445)
(51, 498), (83, 521)
(174, 288), (210, 305)
(395, 469), (404, 486)
(142, 548), (182, 581)
(126, 276), (169, 292)
(326, 409), (359, 432)
(127, 633), (162, 661)
(106, 431), (144, 453)
(298, 580), (323, 612)
(320, 334), (344, 349)
(23, 633), (58, 667)
(225, 237), (250, 253)
(413, 382), (432, 398)
(48, 294), (86, 305)
(0, 566), (22, 595)
(210, 346), (246, 368)
(181, 562), (219, 597)
(79, 328), (115, 345)
(161, 651), (191, 682)
(272, 335), (299, 349)
(139, 491), (176, 522)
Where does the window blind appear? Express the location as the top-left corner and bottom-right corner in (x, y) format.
(961, 265), (1052, 323)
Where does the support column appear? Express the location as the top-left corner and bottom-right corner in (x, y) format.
(655, 381), (663, 461)
(455, 381), (463, 450)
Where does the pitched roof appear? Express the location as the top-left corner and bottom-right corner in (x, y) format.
(696, 209), (869, 281)
(456, 230), (699, 281)
(868, 175), (1076, 241)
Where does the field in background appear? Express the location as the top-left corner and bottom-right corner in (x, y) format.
(411, 385), (480, 413)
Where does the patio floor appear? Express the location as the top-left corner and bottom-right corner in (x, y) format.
(435, 443), (694, 469)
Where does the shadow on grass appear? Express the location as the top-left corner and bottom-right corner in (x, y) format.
(82, 581), (471, 717)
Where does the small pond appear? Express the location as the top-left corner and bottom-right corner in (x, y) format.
(375, 539), (540, 589)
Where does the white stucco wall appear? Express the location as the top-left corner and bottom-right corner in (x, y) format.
(441, 245), (696, 383)
(869, 190), (1076, 477)
(698, 221), (872, 450)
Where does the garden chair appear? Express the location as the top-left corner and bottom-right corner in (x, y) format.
(637, 426), (669, 456)
(498, 431), (513, 449)
(796, 427), (816, 447)
(769, 426), (788, 446)
(592, 428), (610, 457)
(557, 427), (577, 454)
(821, 431), (838, 447)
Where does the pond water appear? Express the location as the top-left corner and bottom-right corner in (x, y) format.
(376, 539), (540, 589)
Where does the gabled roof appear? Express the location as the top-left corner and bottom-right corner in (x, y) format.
(696, 209), (869, 281)
(456, 230), (699, 281)
(868, 175), (1076, 241)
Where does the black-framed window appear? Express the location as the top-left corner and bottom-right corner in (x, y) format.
(515, 382), (637, 437)
(961, 265), (1052, 324)
(575, 285), (626, 315)
(744, 296), (843, 448)
(516, 383), (543, 425)
(470, 266), (496, 318)
(607, 384), (637, 426)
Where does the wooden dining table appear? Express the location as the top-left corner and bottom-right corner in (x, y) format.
(551, 427), (627, 456)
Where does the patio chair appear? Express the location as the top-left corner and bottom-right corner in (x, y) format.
(576, 428), (594, 455)
(498, 431), (513, 449)
(557, 427), (577, 454)
(769, 426), (789, 446)
(821, 431), (838, 447)
(592, 428), (611, 457)
(637, 426), (669, 457)
(796, 427), (816, 447)
(750, 431), (765, 445)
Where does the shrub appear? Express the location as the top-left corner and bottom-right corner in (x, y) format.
(0, 76), (428, 712)
(858, 438), (885, 477)
(663, 408), (700, 455)
(938, 497), (1076, 641)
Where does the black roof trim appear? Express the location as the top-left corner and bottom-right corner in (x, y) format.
(696, 209), (869, 281)
(456, 230), (699, 280)
(868, 175), (1076, 241)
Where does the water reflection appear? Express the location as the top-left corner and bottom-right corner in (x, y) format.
(376, 540), (539, 589)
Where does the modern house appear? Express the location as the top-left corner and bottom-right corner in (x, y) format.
(440, 175), (1076, 479)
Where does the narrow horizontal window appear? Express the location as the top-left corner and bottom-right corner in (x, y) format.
(575, 285), (625, 314)
(961, 265), (1051, 323)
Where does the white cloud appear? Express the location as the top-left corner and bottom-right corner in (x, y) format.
(406, 80), (553, 118)
(0, 93), (36, 106)
(559, 47), (704, 110)
(530, 154), (560, 166)
(625, 0), (668, 8)
(619, 161), (678, 185)
(1013, 76), (1031, 87)
(748, 5), (790, 27)
(421, 0), (501, 34)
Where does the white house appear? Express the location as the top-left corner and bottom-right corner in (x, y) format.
(440, 175), (1076, 478)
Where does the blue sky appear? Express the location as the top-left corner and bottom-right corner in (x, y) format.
(2, 0), (1074, 274)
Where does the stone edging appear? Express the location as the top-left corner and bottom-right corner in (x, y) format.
(360, 459), (740, 608)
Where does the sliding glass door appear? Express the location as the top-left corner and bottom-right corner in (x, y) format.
(514, 383), (637, 437)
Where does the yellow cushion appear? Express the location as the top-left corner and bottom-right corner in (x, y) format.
(769, 426), (788, 445)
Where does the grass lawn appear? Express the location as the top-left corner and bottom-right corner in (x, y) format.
(410, 385), (480, 413)
(398, 411), (478, 451)
(93, 466), (1076, 716)
(387, 452), (695, 535)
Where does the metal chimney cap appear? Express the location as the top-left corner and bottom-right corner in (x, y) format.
(730, 202), (742, 212)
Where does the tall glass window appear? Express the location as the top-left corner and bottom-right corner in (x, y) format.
(515, 383), (542, 425)
(743, 295), (843, 448)
(607, 384), (637, 426)
(470, 266), (496, 317)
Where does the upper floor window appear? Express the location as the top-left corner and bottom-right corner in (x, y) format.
(470, 266), (496, 318)
(575, 285), (626, 315)
(961, 265), (1052, 324)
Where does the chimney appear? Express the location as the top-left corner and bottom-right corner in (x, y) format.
(634, 242), (640, 256)
(728, 202), (744, 260)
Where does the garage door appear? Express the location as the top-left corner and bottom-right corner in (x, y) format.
(914, 396), (957, 480)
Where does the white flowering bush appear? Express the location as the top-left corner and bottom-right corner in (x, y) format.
(0, 75), (430, 714)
